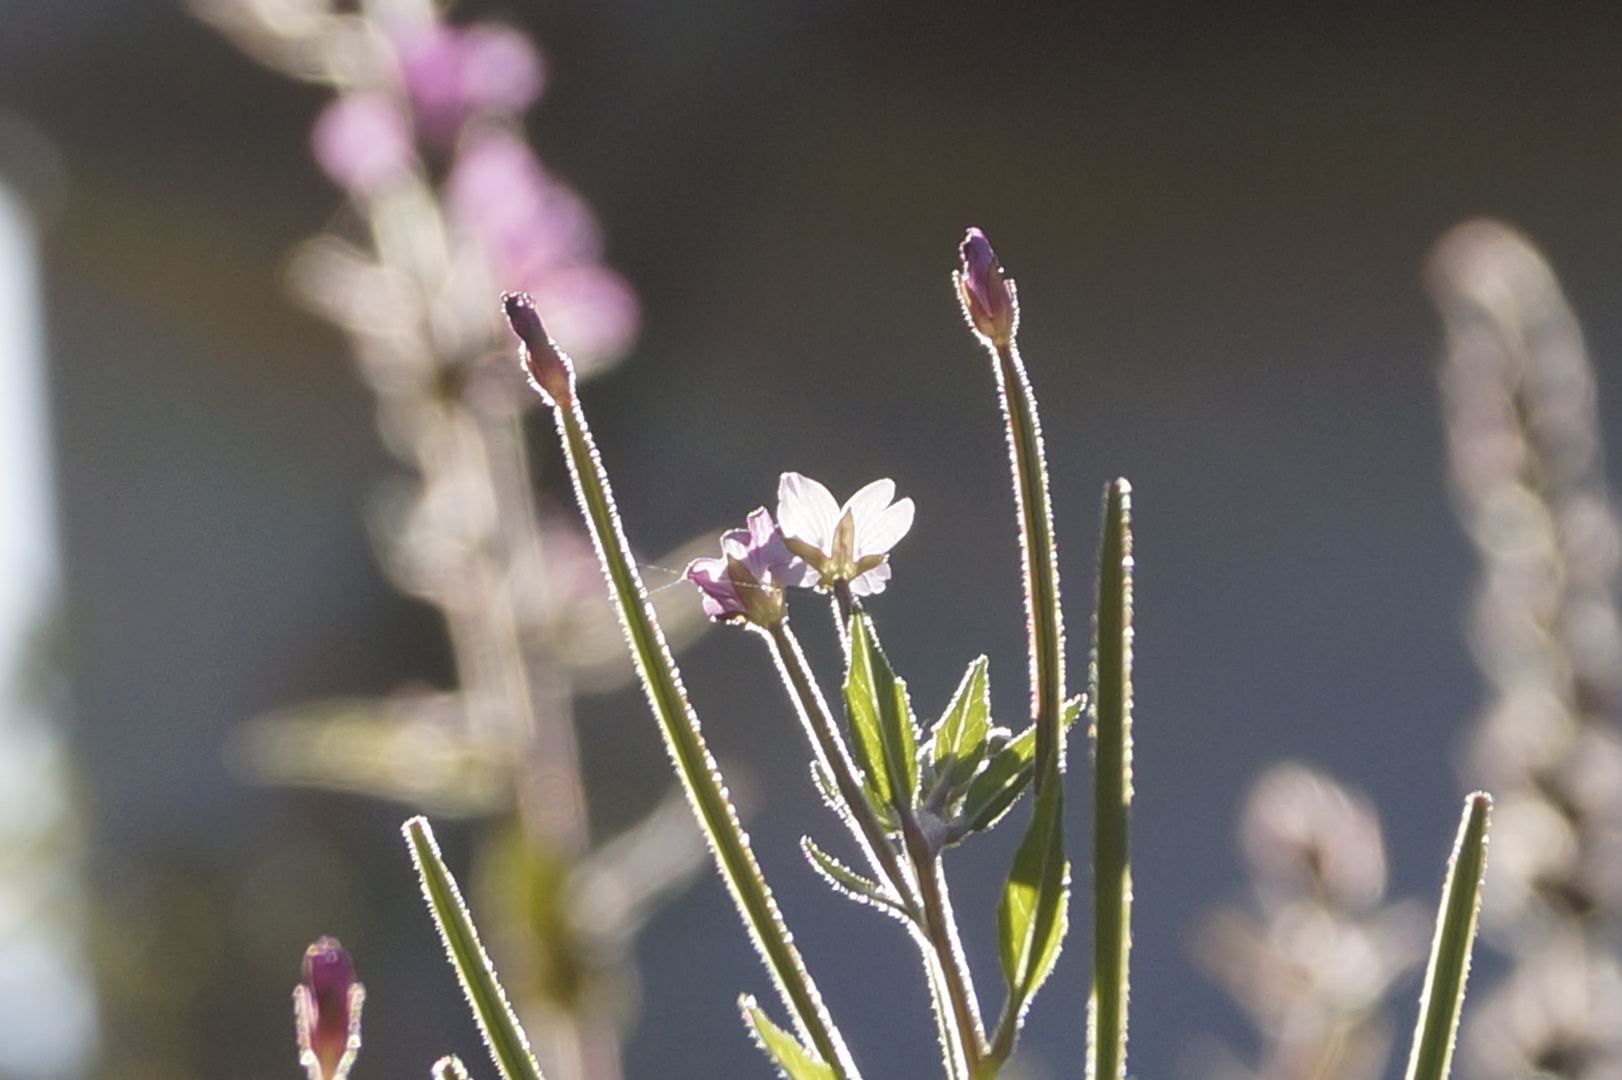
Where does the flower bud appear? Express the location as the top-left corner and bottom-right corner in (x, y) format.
(503, 291), (575, 405)
(954, 227), (1018, 348)
(295, 937), (365, 1080)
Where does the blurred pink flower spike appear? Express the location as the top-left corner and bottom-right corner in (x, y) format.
(954, 227), (1018, 349)
(777, 473), (915, 597)
(685, 508), (803, 628)
(397, 22), (545, 144)
(503, 291), (575, 406)
(312, 93), (415, 197)
(294, 937), (365, 1080)
(451, 131), (639, 367)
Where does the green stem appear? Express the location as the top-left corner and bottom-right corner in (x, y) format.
(898, 815), (988, 1080)
(1088, 480), (1133, 1080)
(1404, 793), (1492, 1080)
(767, 621), (986, 1080)
(404, 816), (547, 1080)
(765, 621), (914, 905)
(548, 390), (858, 1080)
(989, 341), (1065, 793)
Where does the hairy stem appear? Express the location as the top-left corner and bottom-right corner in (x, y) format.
(547, 388), (858, 1080)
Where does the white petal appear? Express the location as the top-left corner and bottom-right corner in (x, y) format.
(850, 560), (892, 597)
(777, 472), (840, 550)
(842, 478), (896, 528)
(856, 496), (914, 556)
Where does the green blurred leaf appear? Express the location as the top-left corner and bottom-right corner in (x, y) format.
(742, 996), (837, 1080)
(931, 656), (991, 789)
(843, 614), (918, 813)
(403, 817), (547, 1080)
(1404, 792), (1492, 1080)
(995, 775), (1069, 1013)
(800, 837), (907, 919)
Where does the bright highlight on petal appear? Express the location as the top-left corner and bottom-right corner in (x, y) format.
(776, 472), (914, 597)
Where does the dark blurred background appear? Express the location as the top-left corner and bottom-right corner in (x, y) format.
(4, 2), (1622, 1080)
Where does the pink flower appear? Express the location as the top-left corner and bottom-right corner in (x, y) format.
(685, 508), (805, 627)
(312, 93), (414, 196)
(776, 473), (914, 597)
(396, 22), (545, 144)
(294, 937), (364, 1080)
(450, 131), (638, 365)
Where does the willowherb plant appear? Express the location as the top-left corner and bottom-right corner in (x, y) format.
(192, 3), (713, 1080)
(1429, 220), (1622, 1080)
(335, 229), (1499, 1080)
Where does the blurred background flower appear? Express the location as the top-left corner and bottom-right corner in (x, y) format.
(7, 3), (1622, 1080)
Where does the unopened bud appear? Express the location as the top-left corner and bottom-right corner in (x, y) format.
(295, 937), (365, 1080)
(503, 292), (575, 406)
(954, 227), (1018, 348)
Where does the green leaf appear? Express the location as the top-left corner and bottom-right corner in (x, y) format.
(742, 996), (837, 1080)
(994, 774), (1069, 1013)
(931, 657), (992, 788)
(1087, 479), (1134, 1080)
(403, 817), (547, 1080)
(800, 837), (907, 919)
(962, 727), (1034, 833)
(843, 614), (918, 813)
(1404, 792), (1493, 1080)
(960, 697), (1084, 834)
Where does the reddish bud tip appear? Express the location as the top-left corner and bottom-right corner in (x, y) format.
(955, 227), (1018, 347)
(296, 937), (364, 1080)
(503, 291), (575, 406)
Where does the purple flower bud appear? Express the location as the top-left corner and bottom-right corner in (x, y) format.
(954, 227), (1018, 348)
(295, 937), (365, 1080)
(503, 291), (575, 406)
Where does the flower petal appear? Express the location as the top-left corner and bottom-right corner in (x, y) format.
(684, 556), (741, 619)
(850, 560), (892, 598)
(777, 472), (841, 550)
(856, 496), (914, 556)
(842, 478), (896, 530)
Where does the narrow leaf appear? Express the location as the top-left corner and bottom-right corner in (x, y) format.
(932, 656), (992, 788)
(1087, 479), (1134, 1080)
(742, 996), (837, 1080)
(842, 617), (892, 810)
(1404, 792), (1493, 1080)
(961, 697), (1084, 834)
(801, 836), (907, 919)
(962, 727), (1034, 833)
(995, 774), (1069, 1011)
(403, 817), (546, 1080)
(844, 614), (918, 812)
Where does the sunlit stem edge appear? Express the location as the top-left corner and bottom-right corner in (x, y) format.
(989, 339), (1066, 790)
(770, 615), (988, 1079)
(1404, 792), (1493, 1080)
(403, 816), (547, 1080)
(546, 389), (860, 1080)
(1087, 480), (1133, 1080)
